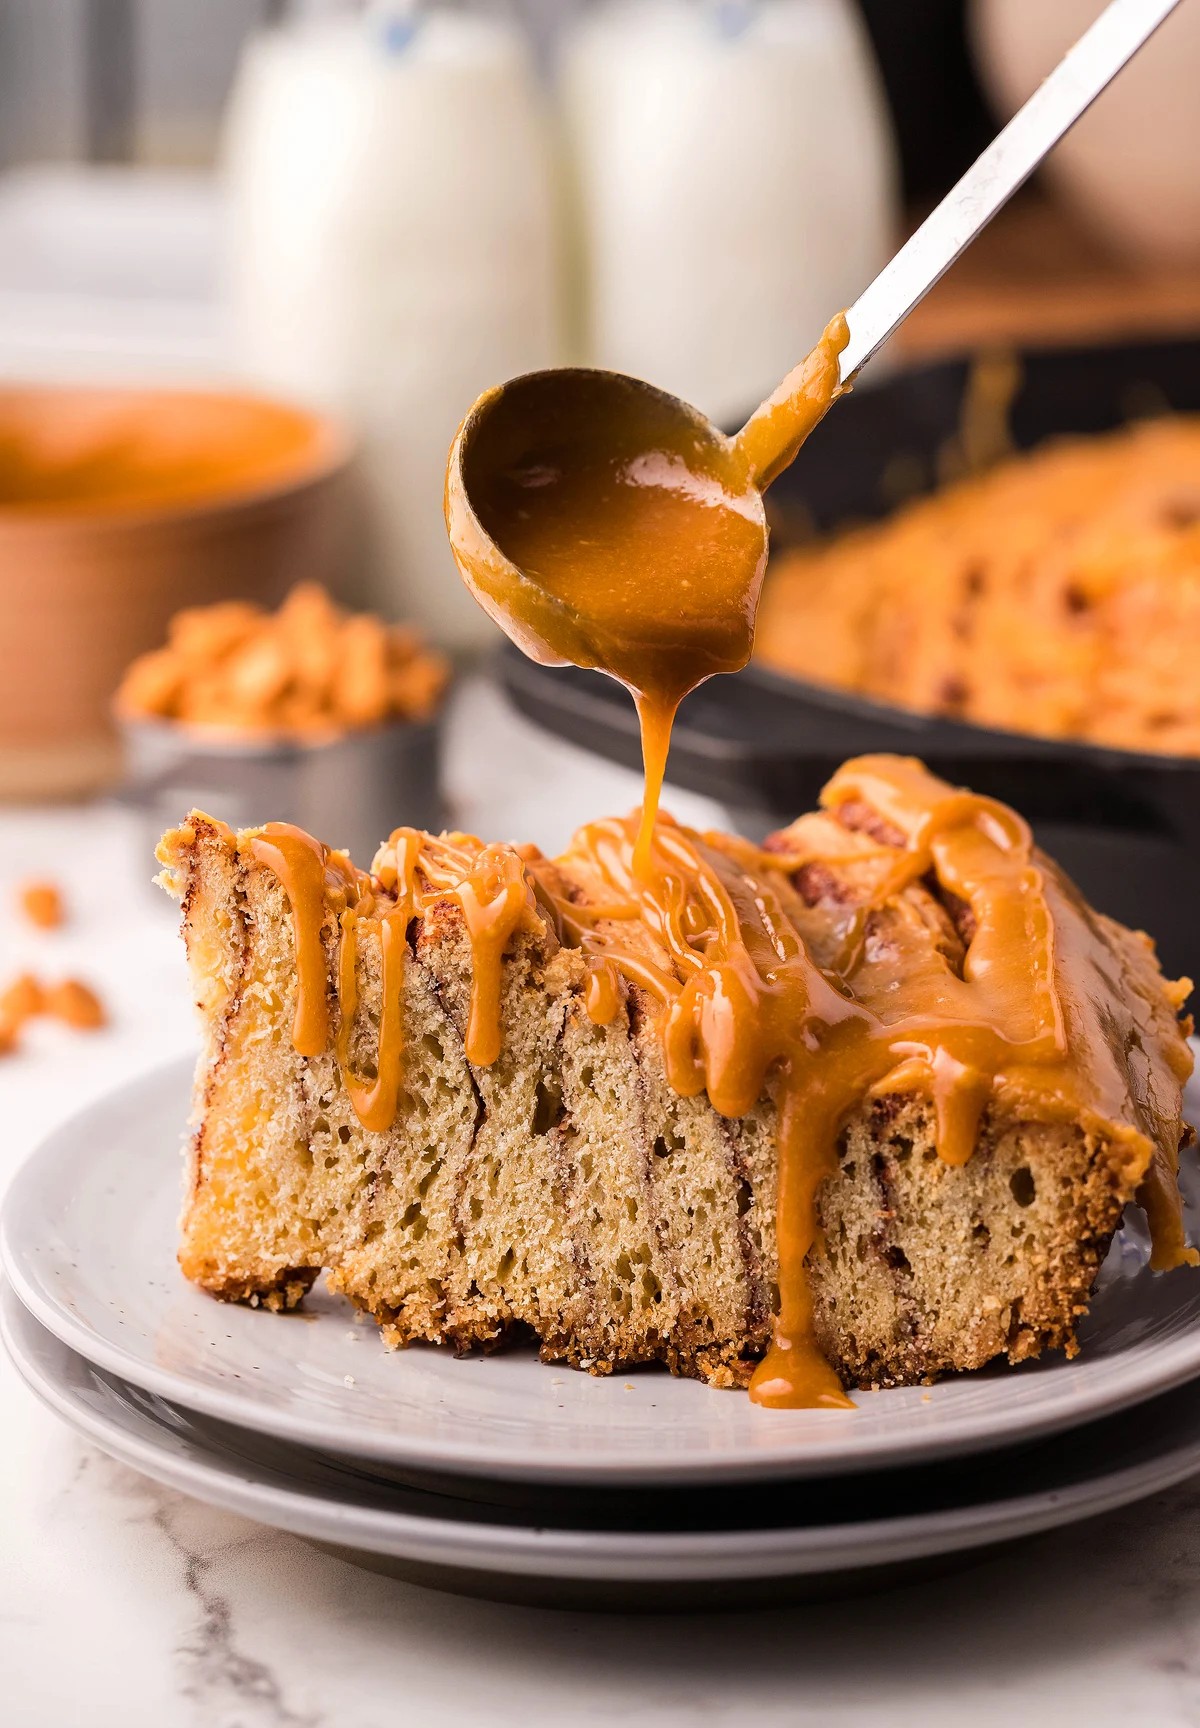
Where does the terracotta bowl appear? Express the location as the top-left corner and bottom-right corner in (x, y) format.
(0, 384), (352, 798)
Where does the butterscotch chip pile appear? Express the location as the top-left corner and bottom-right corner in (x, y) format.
(116, 583), (450, 739)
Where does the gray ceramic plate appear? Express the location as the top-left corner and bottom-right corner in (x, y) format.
(8, 1284), (1200, 1610)
(3, 1056), (1200, 1486)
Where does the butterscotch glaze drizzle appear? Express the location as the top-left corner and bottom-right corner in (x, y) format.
(532, 757), (1195, 1403)
(632, 692), (676, 881)
(335, 904), (408, 1134)
(249, 824), (364, 1057)
(430, 844), (533, 1066)
(251, 821), (538, 1133)
(733, 309), (850, 491)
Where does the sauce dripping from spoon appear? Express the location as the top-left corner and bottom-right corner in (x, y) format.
(446, 314), (849, 877)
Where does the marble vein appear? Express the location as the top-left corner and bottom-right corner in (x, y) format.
(150, 1497), (323, 1728)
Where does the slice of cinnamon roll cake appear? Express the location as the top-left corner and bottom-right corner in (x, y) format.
(157, 754), (1197, 1405)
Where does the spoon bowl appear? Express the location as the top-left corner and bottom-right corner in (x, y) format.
(445, 365), (767, 689)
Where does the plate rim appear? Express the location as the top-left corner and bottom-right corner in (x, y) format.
(6, 1055), (1200, 1487)
(9, 1283), (1200, 1583)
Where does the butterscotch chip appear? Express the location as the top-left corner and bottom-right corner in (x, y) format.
(331, 615), (390, 728)
(386, 623), (424, 665)
(279, 582), (343, 677)
(0, 1020), (18, 1056)
(274, 692), (336, 736)
(283, 587), (340, 706)
(390, 653), (450, 721)
(46, 979), (106, 1030)
(174, 673), (235, 728)
(169, 600), (263, 664)
(0, 973), (44, 1023)
(19, 881), (65, 929)
(115, 648), (186, 719)
(224, 632), (292, 711)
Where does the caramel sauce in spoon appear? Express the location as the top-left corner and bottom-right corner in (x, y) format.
(446, 315), (848, 876)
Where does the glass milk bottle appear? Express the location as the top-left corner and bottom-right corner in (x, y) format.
(562, 0), (898, 425)
(222, 0), (563, 649)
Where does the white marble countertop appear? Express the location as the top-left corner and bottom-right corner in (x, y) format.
(3, 681), (1200, 1728)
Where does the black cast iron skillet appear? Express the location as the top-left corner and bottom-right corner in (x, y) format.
(499, 334), (1200, 979)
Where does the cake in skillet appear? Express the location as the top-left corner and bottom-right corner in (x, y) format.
(157, 754), (1196, 1405)
(756, 418), (1200, 757)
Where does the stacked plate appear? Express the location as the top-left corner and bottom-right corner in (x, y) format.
(5, 1055), (1200, 1611)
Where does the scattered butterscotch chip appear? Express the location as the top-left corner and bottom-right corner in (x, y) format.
(115, 582), (450, 740)
(45, 978), (106, 1030)
(0, 973), (44, 1024)
(19, 880), (65, 929)
(0, 966), (108, 1050)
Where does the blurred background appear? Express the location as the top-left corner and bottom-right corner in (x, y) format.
(2, 0), (1200, 829)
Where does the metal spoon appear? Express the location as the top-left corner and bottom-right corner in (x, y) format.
(446, 0), (1185, 670)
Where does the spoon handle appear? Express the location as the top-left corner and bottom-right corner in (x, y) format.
(840, 0), (1184, 383)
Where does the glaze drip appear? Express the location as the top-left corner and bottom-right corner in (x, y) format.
(254, 821), (536, 1136)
